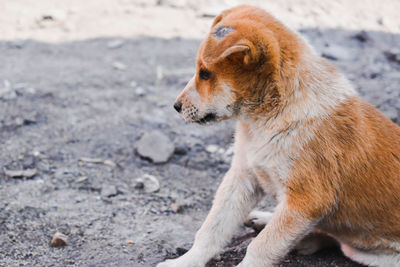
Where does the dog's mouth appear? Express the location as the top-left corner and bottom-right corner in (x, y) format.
(195, 113), (217, 125)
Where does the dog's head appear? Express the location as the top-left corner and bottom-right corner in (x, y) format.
(173, 5), (301, 124)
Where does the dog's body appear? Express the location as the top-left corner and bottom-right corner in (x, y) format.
(159, 5), (400, 267)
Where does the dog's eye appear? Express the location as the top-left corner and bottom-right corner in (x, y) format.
(199, 69), (210, 80)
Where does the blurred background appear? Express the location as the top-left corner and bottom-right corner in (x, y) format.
(0, 0), (399, 266)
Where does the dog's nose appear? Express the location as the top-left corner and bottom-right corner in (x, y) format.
(173, 102), (182, 113)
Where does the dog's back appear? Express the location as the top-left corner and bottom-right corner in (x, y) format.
(286, 96), (400, 252)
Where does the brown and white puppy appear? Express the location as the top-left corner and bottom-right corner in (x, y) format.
(159, 5), (400, 267)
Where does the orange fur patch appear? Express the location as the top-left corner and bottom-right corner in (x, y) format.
(287, 98), (400, 251)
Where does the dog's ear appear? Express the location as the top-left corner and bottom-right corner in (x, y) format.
(217, 40), (256, 65)
(220, 44), (250, 58)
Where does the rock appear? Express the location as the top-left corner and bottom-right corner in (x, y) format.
(3, 168), (37, 178)
(384, 49), (400, 64)
(14, 117), (24, 126)
(322, 45), (352, 61)
(174, 145), (189, 155)
(22, 154), (36, 169)
(25, 87), (36, 94)
(135, 87), (146, 96)
(135, 174), (160, 193)
(107, 39), (125, 49)
(14, 115), (37, 126)
(41, 15), (54, 21)
(170, 202), (181, 213)
(78, 157), (117, 167)
(222, 145), (234, 162)
(353, 31), (370, 42)
(51, 232), (67, 247)
(0, 80), (17, 100)
(112, 61), (126, 70)
(136, 131), (174, 163)
(205, 144), (219, 154)
(8, 41), (24, 49)
(13, 82), (28, 90)
(134, 181), (144, 189)
(101, 184), (118, 198)
(130, 80), (138, 87)
(36, 10), (67, 28)
(76, 176), (89, 190)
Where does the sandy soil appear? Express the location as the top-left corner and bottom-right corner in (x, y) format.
(0, 0), (399, 266)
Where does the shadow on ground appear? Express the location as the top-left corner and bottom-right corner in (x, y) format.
(0, 27), (399, 266)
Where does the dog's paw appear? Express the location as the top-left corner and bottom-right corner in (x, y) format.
(244, 210), (273, 232)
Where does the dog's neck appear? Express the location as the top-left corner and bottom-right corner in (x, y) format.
(239, 50), (357, 135)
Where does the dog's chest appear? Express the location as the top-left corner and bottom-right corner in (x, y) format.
(238, 123), (302, 196)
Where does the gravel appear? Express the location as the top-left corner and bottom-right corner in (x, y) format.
(0, 0), (399, 266)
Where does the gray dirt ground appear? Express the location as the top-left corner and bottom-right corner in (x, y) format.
(0, 0), (399, 266)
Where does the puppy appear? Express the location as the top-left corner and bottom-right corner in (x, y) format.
(159, 5), (400, 267)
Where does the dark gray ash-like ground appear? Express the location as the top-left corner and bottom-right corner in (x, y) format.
(0, 1), (399, 266)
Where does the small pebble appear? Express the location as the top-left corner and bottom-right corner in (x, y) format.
(134, 181), (144, 189)
(112, 61), (126, 70)
(3, 168), (37, 179)
(130, 80), (138, 87)
(135, 174), (160, 193)
(51, 232), (67, 247)
(322, 45), (352, 61)
(354, 31), (370, 42)
(107, 39), (125, 49)
(101, 184), (118, 198)
(135, 87), (145, 96)
(170, 202), (181, 213)
(206, 144), (219, 154)
(384, 49), (400, 64)
(174, 145), (189, 155)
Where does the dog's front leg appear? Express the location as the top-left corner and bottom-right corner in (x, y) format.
(157, 167), (262, 267)
(238, 201), (316, 267)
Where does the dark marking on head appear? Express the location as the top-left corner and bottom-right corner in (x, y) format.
(213, 26), (235, 39)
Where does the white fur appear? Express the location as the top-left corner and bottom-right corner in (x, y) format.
(246, 210), (274, 227)
(341, 243), (400, 267)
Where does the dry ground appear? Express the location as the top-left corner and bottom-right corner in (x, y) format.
(0, 0), (399, 266)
